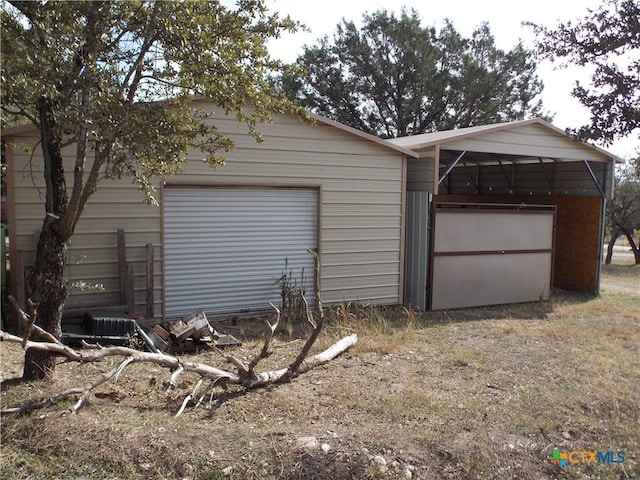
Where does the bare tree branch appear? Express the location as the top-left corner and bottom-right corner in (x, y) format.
(247, 303), (280, 371)
(175, 378), (203, 417)
(0, 329), (357, 415)
(8, 295), (60, 344)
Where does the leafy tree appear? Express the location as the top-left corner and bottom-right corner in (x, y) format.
(605, 157), (640, 264)
(526, 0), (640, 146)
(281, 9), (545, 138)
(1, 0), (304, 380)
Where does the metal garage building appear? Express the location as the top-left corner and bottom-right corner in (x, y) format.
(390, 118), (622, 310)
(4, 100), (417, 320)
(4, 112), (621, 318)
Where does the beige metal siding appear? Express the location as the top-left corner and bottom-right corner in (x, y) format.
(406, 147), (436, 192)
(7, 102), (405, 318)
(167, 102), (404, 307)
(8, 135), (163, 315)
(441, 124), (607, 161)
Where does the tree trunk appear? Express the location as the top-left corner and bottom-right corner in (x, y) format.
(605, 229), (620, 265)
(623, 229), (640, 265)
(23, 96), (69, 381)
(23, 226), (67, 380)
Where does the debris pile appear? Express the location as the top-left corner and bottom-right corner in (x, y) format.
(148, 311), (241, 353)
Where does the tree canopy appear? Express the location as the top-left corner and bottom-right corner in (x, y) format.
(527, 0), (640, 146)
(2, 0), (305, 207)
(0, 0), (305, 379)
(281, 9), (545, 138)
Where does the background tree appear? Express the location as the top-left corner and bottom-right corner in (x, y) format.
(526, 0), (640, 146)
(281, 9), (545, 138)
(1, 0), (304, 380)
(605, 157), (640, 264)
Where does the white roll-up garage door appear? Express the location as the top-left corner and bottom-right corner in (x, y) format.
(163, 187), (318, 318)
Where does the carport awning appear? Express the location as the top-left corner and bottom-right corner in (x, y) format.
(436, 150), (609, 198)
(388, 118), (621, 198)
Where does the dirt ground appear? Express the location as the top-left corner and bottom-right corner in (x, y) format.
(1, 256), (638, 480)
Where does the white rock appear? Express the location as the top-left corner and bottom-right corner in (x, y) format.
(403, 468), (413, 479)
(296, 436), (320, 450)
(222, 466), (233, 475)
(321, 443), (332, 454)
(373, 455), (387, 467)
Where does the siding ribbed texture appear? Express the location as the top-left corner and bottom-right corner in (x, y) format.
(163, 187), (317, 317)
(404, 192), (430, 310)
(407, 151), (436, 192)
(441, 124), (607, 161)
(7, 102), (404, 318)
(9, 137), (162, 313)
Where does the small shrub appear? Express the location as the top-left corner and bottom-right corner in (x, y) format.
(272, 259), (310, 336)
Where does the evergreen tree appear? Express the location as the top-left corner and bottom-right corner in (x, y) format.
(282, 9), (545, 138)
(527, 0), (640, 145)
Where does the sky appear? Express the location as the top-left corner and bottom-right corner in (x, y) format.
(263, 0), (638, 160)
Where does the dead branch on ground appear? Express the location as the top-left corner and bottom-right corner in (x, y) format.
(0, 253), (357, 416)
(0, 329), (357, 416)
(8, 295), (60, 344)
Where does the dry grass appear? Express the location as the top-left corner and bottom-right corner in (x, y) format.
(1, 259), (638, 480)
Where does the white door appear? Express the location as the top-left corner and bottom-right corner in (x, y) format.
(163, 187), (318, 318)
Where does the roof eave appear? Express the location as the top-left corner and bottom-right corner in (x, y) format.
(308, 112), (419, 158)
(391, 118), (624, 164)
(1, 123), (39, 138)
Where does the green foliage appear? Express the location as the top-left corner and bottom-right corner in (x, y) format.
(1, 1), (308, 373)
(1, 0), (306, 205)
(281, 8), (545, 138)
(125, 332), (145, 351)
(527, 0), (640, 145)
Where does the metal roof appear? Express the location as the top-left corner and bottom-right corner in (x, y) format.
(388, 118), (624, 164)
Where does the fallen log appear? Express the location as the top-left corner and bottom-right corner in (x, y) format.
(0, 330), (357, 415)
(1, 251), (357, 416)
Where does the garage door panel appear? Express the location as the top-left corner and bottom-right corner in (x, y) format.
(430, 203), (555, 310)
(434, 211), (554, 253)
(164, 187), (317, 318)
(431, 252), (552, 310)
